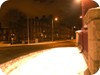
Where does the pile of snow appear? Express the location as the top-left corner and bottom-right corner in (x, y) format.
(0, 69), (6, 75)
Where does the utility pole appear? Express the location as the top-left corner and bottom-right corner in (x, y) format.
(27, 16), (29, 44)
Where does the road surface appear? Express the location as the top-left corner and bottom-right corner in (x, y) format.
(0, 40), (75, 64)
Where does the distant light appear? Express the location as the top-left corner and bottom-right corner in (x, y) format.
(73, 26), (76, 29)
(54, 17), (58, 21)
(80, 16), (83, 19)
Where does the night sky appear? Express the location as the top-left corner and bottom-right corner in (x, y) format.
(0, 0), (78, 17)
(0, 0), (99, 29)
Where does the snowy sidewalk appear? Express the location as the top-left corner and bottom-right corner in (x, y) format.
(8, 47), (87, 75)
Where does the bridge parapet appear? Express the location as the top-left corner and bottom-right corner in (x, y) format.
(84, 7), (100, 75)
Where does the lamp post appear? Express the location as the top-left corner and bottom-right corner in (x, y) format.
(76, 0), (85, 26)
(27, 16), (29, 44)
(80, 0), (100, 27)
(81, 0), (85, 27)
(71, 25), (76, 40)
(52, 17), (58, 41)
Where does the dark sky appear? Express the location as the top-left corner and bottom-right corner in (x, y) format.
(0, 0), (80, 18)
(0, 0), (99, 28)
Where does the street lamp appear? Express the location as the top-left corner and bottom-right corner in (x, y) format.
(76, 0), (85, 27)
(78, 0), (100, 26)
(54, 17), (58, 21)
(52, 17), (58, 41)
(27, 16), (29, 44)
(76, 0), (81, 3)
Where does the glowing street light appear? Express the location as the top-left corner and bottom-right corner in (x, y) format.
(76, 0), (85, 26)
(75, 0), (84, 26)
(78, 0), (100, 25)
(80, 15), (83, 19)
(76, 0), (81, 3)
(52, 17), (58, 41)
(54, 17), (58, 21)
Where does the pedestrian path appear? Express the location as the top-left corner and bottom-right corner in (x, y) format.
(8, 47), (87, 75)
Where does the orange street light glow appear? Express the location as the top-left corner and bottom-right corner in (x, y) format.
(54, 17), (58, 21)
(76, 0), (81, 3)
